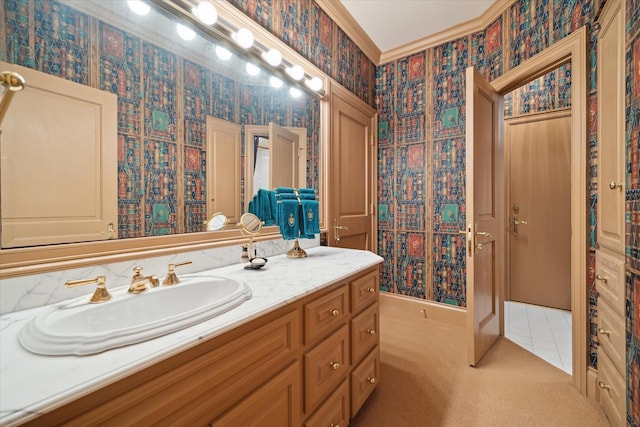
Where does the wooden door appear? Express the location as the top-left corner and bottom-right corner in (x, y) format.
(0, 62), (118, 247)
(329, 85), (376, 251)
(269, 122), (300, 190)
(464, 67), (504, 367)
(507, 111), (571, 310)
(207, 117), (241, 223)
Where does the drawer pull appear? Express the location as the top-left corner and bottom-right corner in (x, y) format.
(597, 327), (611, 336)
(367, 329), (376, 336)
(368, 287), (376, 293)
(330, 308), (340, 316)
(367, 377), (377, 384)
(596, 274), (608, 284)
(330, 362), (341, 370)
(597, 380), (611, 391)
(330, 424), (340, 427)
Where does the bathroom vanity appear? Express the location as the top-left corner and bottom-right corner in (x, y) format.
(0, 246), (383, 426)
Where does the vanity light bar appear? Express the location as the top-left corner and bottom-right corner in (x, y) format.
(147, 0), (326, 98)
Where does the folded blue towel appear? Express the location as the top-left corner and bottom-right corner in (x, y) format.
(276, 187), (295, 194)
(277, 193), (299, 200)
(257, 189), (275, 225)
(300, 199), (320, 237)
(298, 188), (315, 195)
(300, 193), (315, 200)
(278, 199), (300, 240)
(268, 191), (278, 224)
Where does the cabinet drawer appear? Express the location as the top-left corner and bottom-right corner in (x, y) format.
(211, 362), (301, 427)
(597, 298), (625, 375)
(350, 268), (379, 314)
(351, 347), (379, 416)
(597, 349), (626, 427)
(595, 250), (625, 315)
(351, 302), (379, 364)
(304, 379), (349, 427)
(304, 285), (349, 345)
(304, 324), (349, 413)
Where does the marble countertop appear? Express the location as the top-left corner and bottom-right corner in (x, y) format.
(0, 246), (383, 426)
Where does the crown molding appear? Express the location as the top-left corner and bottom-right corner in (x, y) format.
(314, 0), (381, 64)
(379, 0), (511, 63)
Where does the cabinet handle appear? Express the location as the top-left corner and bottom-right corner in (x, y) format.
(330, 424), (340, 427)
(597, 328), (611, 336)
(368, 287), (376, 293)
(367, 329), (376, 336)
(596, 275), (608, 284)
(330, 308), (340, 316)
(367, 377), (376, 384)
(330, 362), (340, 370)
(597, 380), (611, 391)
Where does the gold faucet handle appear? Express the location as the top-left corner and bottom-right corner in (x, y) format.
(163, 261), (192, 286)
(65, 275), (111, 304)
(132, 266), (143, 278)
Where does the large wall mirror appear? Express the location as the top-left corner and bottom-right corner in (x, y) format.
(0, 0), (326, 275)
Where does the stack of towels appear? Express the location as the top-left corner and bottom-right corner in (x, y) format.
(275, 187), (320, 240)
(247, 188), (278, 226)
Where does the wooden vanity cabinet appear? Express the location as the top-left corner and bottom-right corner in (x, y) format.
(21, 266), (380, 427)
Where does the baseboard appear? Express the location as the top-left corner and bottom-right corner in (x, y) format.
(586, 367), (600, 402)
(380, 292), (466, 327)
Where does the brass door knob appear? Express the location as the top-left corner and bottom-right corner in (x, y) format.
(608, 180), (623, 190)
(368, 329), (376, 335)
(367, 377), (376, 384)
(597, 380), (611, 391)
(597, 328), (611, 336)
(330, 308), (340, 316)
(368, 287), (376, 293)
(595, 274), (608, 284)
(330, 362), (340, 370)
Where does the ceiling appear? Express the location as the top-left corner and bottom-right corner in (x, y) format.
(339, 0), (498, 52)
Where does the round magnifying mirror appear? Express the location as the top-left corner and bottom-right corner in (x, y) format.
(207, 212), (228, 231)
(239, 213), (263, 235)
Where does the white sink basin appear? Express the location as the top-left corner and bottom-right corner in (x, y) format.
(19, 274), (252, 356)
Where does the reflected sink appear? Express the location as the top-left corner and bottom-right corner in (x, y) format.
(19, 274), (252, 356)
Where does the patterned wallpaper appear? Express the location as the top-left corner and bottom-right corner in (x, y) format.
(2, 0), (321, 239)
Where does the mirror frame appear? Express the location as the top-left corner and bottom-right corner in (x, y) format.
(0, 0), (329, 279)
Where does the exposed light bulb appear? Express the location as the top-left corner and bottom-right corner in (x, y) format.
(289, 87), (302, 98)
(234, 28), (254, 49)
(215, 46), (232, 60)
(286, 64), (304, 81)
(193, 2), (217, 25)
(262, 49), (282, 66)
(176, 23), (196, 41)
(246, 62), (260, 76)
(269, 76), (283, 88)
(127, 0), (150, 15)
(305, 77), (323, 92)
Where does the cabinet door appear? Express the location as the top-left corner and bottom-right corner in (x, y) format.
(210, 362), (301, 427)
(596, 0), (625, 255)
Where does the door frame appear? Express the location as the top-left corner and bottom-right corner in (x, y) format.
(490, 27), (588, 393)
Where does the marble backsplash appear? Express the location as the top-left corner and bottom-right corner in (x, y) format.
(0, 237), (319, 315)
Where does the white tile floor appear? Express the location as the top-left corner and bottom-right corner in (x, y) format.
(504, 300), (572, 375)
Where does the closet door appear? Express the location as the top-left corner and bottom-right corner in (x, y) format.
(596, 0), (625, 255)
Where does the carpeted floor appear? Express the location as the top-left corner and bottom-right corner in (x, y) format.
(350, 297), (609, 427)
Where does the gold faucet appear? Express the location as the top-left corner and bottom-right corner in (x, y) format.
(163, 261), (192, 286)
(65, 275), (111, 303)
(128, 266), (160, 294)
